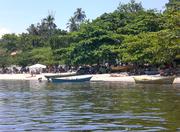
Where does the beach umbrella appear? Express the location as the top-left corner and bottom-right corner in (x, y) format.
(29, 64), (46, 69)
(29, 64), (46, 74)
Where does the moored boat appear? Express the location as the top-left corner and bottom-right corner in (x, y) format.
(44, 72), (77, 80)
(51, 75), (92, 83)
(133, 76), (175, 84)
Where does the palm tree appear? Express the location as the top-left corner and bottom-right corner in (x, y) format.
(27, 24), (38, 35)
(42, 14), (57, 37)
(66, 8), (86, 32)
(67, 17), (78, 32)
(43, 14), (57, 30)
(74, 8), (86, 23)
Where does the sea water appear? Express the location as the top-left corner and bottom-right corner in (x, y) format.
(0, 80), (180, 131)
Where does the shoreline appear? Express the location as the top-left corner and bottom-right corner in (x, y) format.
(0, 73), (179, 84)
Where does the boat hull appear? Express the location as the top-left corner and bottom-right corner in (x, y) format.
(44, 72), (77, 80)
(51, 76), (92, 83)
(133, 76), (175, 84)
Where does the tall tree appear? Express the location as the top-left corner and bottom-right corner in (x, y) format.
(67, 8), (86, 32)
(164, 0), (180, 59)
(41, 14), (57, 37)
(1, 34), (20, 52)
(27, 24), (39, 35)
(165, 0), (180, 11)
(74, 8), (86, 23)
(67, 17), (78, 32)
(164, 0), (180, 30)
(43, 14), (57, 31)
(117, 0), (143, 13)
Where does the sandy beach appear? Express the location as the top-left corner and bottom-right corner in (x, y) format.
(0, 73), (179, 84)
(0, 73), (46, 80)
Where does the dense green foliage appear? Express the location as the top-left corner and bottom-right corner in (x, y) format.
(0, 0), (179, 67)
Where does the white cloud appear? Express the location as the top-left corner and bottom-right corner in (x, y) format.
(0, 27), (11, 38)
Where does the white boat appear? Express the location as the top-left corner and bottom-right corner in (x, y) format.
(51, 75), (92, 83)
(133, 76), (175, 84)
(44, 72), (77, 80)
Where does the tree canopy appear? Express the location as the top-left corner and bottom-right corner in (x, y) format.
(0, 0), (179, 67)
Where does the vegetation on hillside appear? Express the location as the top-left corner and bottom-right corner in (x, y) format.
(0, 0), (179, 67)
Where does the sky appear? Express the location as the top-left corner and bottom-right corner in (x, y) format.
(0, 0), (169, 37)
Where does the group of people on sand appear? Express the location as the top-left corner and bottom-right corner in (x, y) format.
(0, 65), (69, 74)
(0, 67), (29, 74)
(1, 63), (179, 77)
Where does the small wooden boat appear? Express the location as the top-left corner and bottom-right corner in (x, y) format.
(44, 72), (77, 80)
(51, 75), (92, 83)
(133, 76), (175, 84)
(111, 65), (134, 72)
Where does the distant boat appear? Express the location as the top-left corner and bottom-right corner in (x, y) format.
(133, 76), (175, 84)
(51, 75), (92, 83)
(44, 72), (77, 81)
(111, 65), (134, 72)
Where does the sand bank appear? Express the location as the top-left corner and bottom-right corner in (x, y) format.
(0, 73), (46, 80)
(91, 74), (180, 84)
(90, 74), (135, 82)
(0, 73), (179, 84)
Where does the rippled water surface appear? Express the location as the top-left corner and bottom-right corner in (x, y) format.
(0, 80), (180, 131)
